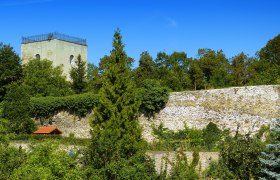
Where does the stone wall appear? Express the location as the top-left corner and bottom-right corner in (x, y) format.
(146, 151), (219, 174)
(140, 85), (280, 142)
(37, 85), (280, 141)
(35, 111), (92, 138)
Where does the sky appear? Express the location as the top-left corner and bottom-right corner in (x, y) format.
(0, 0), (280, 67)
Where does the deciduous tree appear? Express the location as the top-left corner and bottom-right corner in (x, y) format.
(0, 43), (22, 101)
(2, 83), (35, 134)
(23, 59), (72, 97)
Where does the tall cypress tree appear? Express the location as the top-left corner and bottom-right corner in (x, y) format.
(87, 29), (145, 169)
(70, 54), (87, 94)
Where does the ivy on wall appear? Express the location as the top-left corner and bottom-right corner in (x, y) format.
(30, 93), (98, 120)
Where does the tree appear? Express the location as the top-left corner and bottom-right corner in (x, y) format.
(87, 63), (102, 93)
(2, 83), (35, 134)
(219, 133), (264, 179)
(0, 43), (22, 101)
(138, 79), (169, 119)
(259, 119), (280, 179)
(70, 54), (87, 93)
(259, 34), (280, 65)
(85, 29), (150, 175)
(202, 122), (222, 150)
(0, 145), (26, 179)
(198, 49), (231, 88)
(23, 59), (72, 97)
(231, 52), (248, 86)
(10, 141), (83, 179)
(133, 51), (157, 87)
(155, 51), (192, 91)
(189, 59), (204, 90)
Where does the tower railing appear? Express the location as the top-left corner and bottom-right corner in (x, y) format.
(22, 32), (87, 46)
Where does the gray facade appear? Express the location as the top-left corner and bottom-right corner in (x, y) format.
(21, 32), (88, 80)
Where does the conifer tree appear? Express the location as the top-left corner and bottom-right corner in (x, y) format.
(259, 119), (280, 179)
(87, 29), (146, 169)
(70, 54), (87, 93)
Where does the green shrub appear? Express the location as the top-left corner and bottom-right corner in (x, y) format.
(160, 150), (199, 180)
(0, 145), (27, 180)
(138, 79), (169, 119)
(151, 122), (222, 151)
(202, 122), (222, 150)
(30, 93), (98, 120)
(3, 83), (36, 134)
(10, 140), (84, 179)
(219, 133), (264, 179)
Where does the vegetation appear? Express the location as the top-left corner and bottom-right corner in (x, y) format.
(0, 43), (22, 102)
(10, 141), (83, 179)
(84, 29), (156, 179)
(159, 150), (200, 180)
(259, 119), (280, 179)
(0, 32), (279, 179)
(2, 83), (35, 134)
(203, 130), (266, 179)
(30, 92), (98, 122)
(138, 79), (169, 119)
(70, 54), (87, 93)
(23, 58), (72, 97)
(151, 122), (224, 151)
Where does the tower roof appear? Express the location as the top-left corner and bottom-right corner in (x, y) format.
(22, 32), (87, 46)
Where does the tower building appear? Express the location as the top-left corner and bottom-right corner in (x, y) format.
(21, 32), (88, 79)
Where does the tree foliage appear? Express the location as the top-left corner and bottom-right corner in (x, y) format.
(2, 83), (35, 134)
(219, 133), (264, 179)
(30, 93), (98, 122)
(138, 79), (169, 119)
(0, 145), (26, 180)
(85, 29), (153, 178)
(259, 119), (280, 179)
(133, 51), (157, 87)
(87, 63), (102, 93)
(23, 59), (72, 97)
(0, 43), (22, 101)
(10, 141), (83, 180)
(70, 54), (87, 94)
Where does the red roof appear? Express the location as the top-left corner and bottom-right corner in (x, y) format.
(34, 127), (62, 134)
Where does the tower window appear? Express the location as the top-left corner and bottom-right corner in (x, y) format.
(70, 55), (74, 65)
(35, 54), (40, 60)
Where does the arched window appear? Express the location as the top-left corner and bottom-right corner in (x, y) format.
(35, 54), (40, 60)
(70, 55), (74, 65)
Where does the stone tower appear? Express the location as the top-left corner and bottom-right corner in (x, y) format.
(21, 32), (88, 80)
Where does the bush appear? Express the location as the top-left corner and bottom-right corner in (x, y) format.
(202, 122), (222, 150)
(10, 140), (83, 179)
(151, 122), (223, 151)
(0, 145), (27, 180)
(30, 93), (98, 120)
(159, 150), (199, 180)
(3, 83), (35, 134)
(219, 133), (264, 179)
(138, 79), (169, 119)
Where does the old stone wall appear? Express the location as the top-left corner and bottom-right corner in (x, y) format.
(140, 85), (280, 142)
(146, 151), (219, 174)
(37, 85), (280, 141)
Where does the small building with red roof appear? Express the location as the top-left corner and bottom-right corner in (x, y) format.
(34, 127), (62, 134)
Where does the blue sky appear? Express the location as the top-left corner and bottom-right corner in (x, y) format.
(0, 0), (279, 67)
